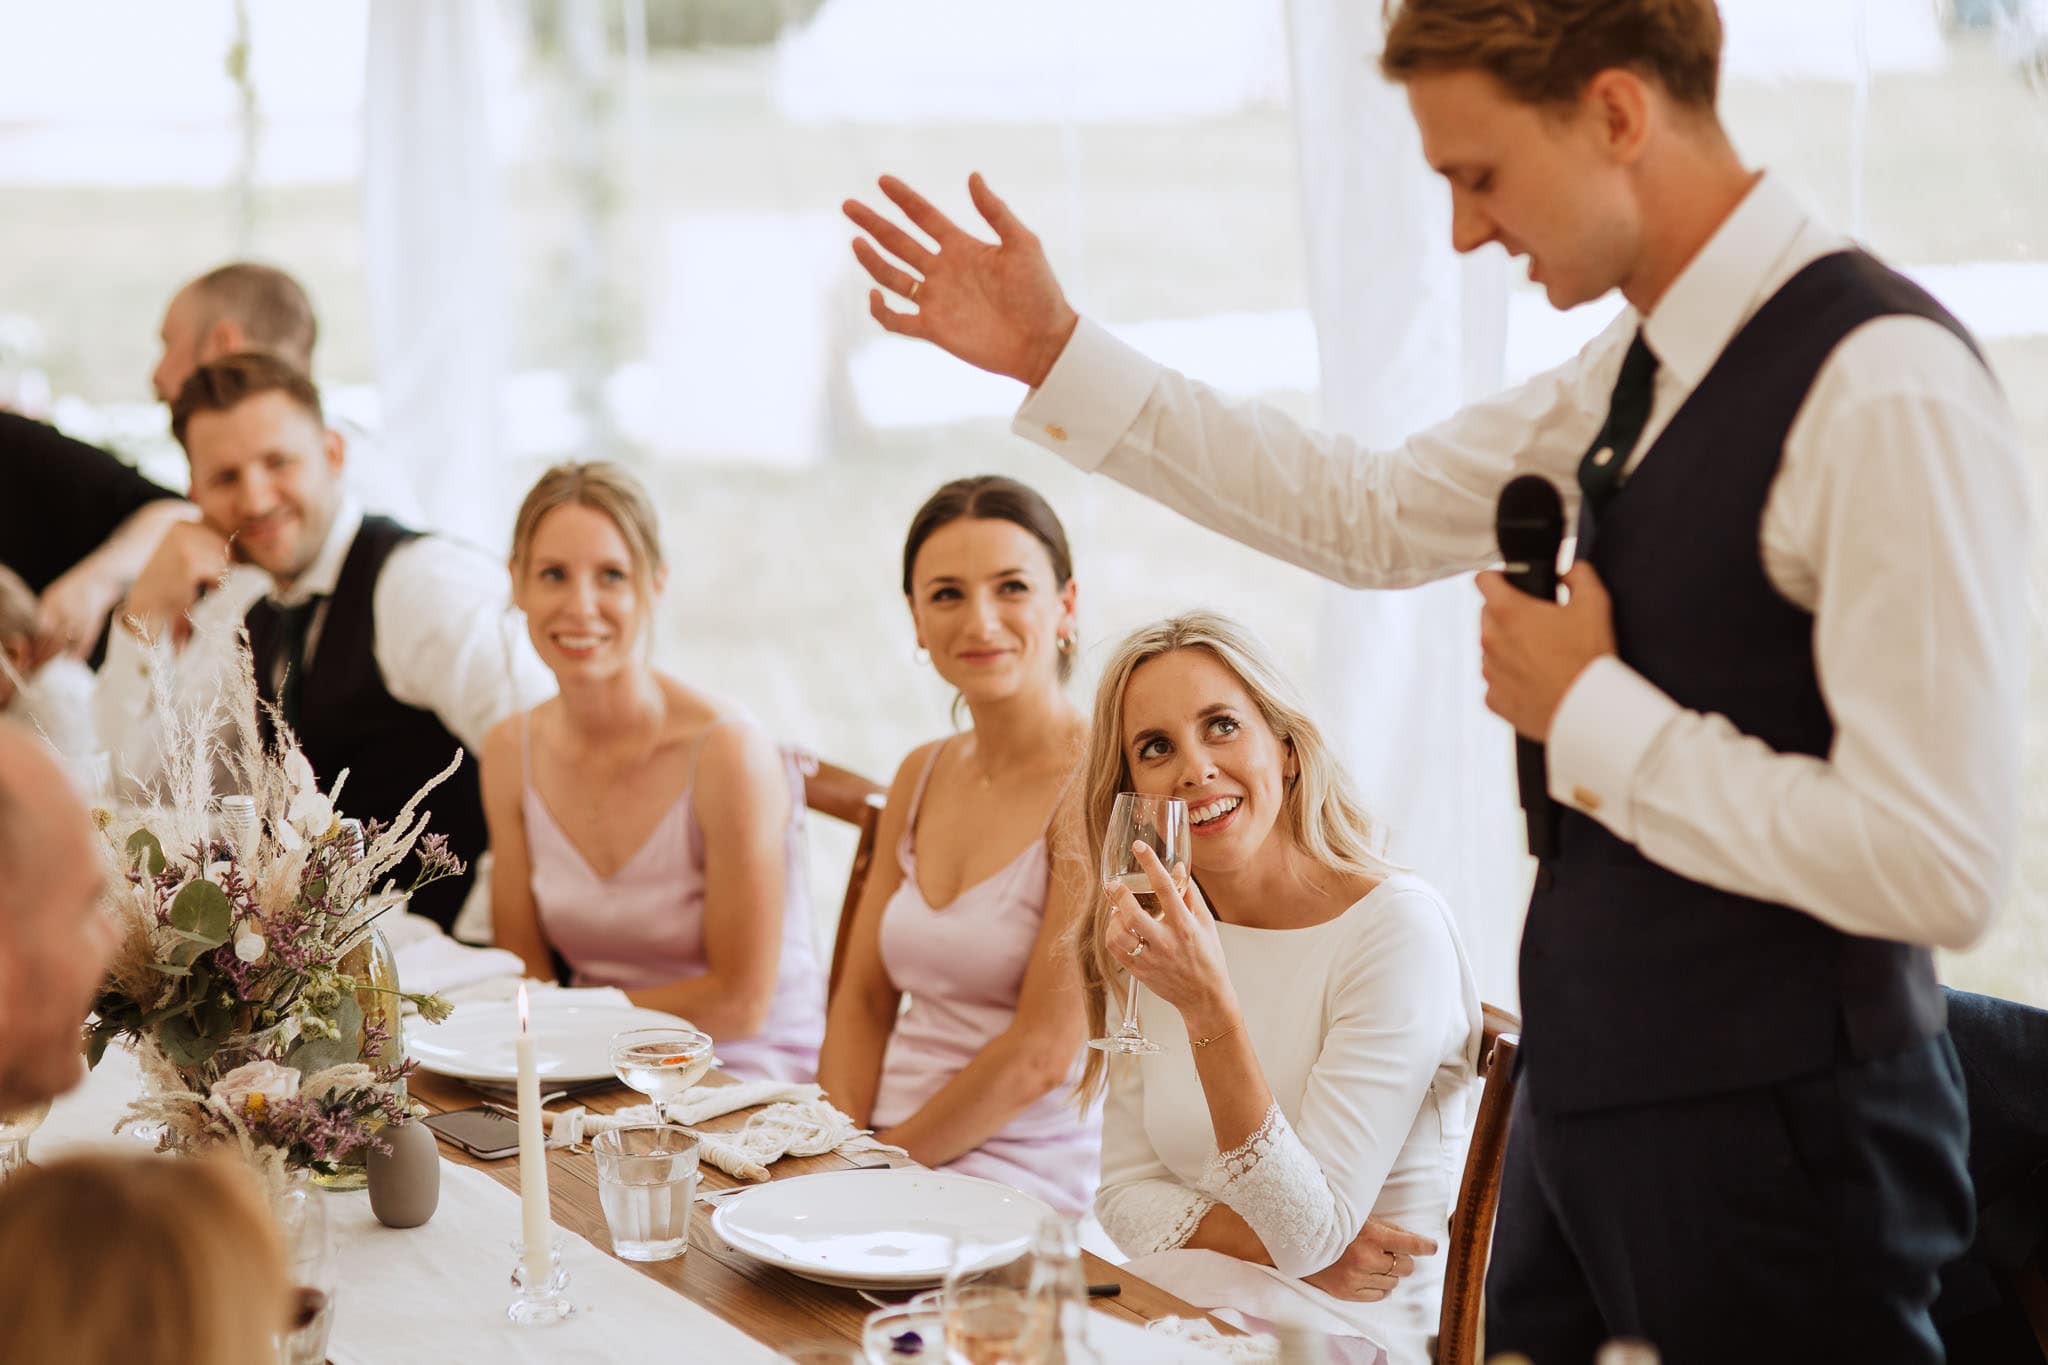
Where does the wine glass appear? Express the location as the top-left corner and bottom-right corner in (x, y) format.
(0, 1098), (50, 1185)
(608, 1025), (715, 1120)
(1086, 792), (1188, 1056)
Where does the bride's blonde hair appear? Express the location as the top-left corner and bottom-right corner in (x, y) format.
(1070, 610), (1393, 1103)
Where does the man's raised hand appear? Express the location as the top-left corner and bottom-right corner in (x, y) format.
(844, 173), (1079, 387)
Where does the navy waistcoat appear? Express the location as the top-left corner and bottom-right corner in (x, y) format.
(247, 516), (486, 932)
(1520, 250), (1981, 1114)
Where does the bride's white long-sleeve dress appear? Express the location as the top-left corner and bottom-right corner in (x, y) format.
(1095, 872), (1481, 1365)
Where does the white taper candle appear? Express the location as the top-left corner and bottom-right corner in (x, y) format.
(515, 982), (552, 1289)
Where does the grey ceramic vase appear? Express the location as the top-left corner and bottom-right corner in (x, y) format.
(366, 1116), (440, 1228)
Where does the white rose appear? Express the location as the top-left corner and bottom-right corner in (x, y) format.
(209, 1059), (300, 1121)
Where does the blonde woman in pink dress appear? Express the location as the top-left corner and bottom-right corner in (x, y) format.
(816, 476), (1100, 1212)
(480, 463), (824, 1081)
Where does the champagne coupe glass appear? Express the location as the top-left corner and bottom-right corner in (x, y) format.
(1087, 792), (1188, 1056)
(608, 1025), (715, 1120)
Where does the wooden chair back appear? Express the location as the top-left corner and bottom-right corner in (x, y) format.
(1435, 1003), (1522, 1365)
(799, 756), (887, 1003)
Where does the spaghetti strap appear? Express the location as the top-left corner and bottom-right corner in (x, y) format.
(896, 736), (951, 868)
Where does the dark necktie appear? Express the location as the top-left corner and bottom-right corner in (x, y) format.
(275, 598), (323, 733)
(1576, 329), (1661, 519)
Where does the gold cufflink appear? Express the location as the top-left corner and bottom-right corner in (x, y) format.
(1592, 447), (1614, 467)
(1046, 423), (1068, 442)
(1571, 785), (1603, 813)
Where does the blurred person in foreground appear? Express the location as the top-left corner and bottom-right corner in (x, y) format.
(844, 1), (2025, 1358)
(99, 353), (550, 931)
(0, 1152), (290, 1365)
(0, 719), (117, 1111)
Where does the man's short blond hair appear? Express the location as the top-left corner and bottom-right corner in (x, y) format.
(1381, 0), (1724, 111)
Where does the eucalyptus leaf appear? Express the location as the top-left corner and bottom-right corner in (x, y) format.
(86, 1026), (112, 1069)
(147, 960), (193, 978)
(125, 828), (167, 878)
(159, 1016), (218, 1069)
(169, 880), (233, 948)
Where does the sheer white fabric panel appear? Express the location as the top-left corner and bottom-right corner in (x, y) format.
(1284, 0), (1524, 1007)
(363, 0), (510, 547)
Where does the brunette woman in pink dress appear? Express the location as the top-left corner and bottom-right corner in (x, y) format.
(817, 476), (1101, 1213)
(479, 463), (824, 1081)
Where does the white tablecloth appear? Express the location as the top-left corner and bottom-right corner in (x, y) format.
(38, 1045), (781, 1364)
(326, 1162), (782, 1365)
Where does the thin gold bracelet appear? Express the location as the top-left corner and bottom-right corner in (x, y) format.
(1190, 1018), (1244, 1049)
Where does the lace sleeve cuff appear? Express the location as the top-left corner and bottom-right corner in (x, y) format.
(1096, 1177), (1217, 1258)
(1195, 1103), (1344, 1276)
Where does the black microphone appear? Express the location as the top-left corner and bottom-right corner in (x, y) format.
(1495, 476), (1565, 862)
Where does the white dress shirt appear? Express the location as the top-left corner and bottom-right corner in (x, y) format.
(1014, 173), (2029, 951)
(99, 498), (553, 794)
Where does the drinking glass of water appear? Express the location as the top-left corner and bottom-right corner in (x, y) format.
(592, 1125), (699, 1261)
(1086, 792), (1188, 1056)
(608, 1025), (715, 1120)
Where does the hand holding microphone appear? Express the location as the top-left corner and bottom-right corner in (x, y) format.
(1478, 476), (1618, 859)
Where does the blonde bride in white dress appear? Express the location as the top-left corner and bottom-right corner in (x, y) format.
(1074, 611), (1481, 1365)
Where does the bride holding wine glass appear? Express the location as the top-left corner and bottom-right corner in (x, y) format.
(1077, 611), (1481, 1365)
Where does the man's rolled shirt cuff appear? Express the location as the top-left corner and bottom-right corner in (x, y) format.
(1010, 317), (1161, 471)
(1546, 654), (1680, 844)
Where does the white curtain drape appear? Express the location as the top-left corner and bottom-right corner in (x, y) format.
(362, 0), (508, 547)
(1284, 0), (1525, 1006)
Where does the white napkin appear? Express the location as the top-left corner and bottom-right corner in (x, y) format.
(390, 928), (527, 997)
(542, 1080), (906, 1181)
(446, 979), (633, 1009)
(1079, 1313), (1276, 1363)
(1142, 1318), (1283, 1363)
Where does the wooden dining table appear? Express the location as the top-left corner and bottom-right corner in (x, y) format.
(407, 1067), (1229, 1356)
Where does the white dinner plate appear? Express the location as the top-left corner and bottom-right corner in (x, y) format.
(405, 995), (701, 1085)
(711, 1168), (1054, 1290)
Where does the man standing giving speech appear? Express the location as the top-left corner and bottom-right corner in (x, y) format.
(844, 2), (2029, 1361)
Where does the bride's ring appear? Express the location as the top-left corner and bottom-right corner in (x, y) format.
(909, 278), (922, 301)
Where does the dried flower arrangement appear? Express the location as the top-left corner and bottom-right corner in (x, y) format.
(86, 635), (461, 1181)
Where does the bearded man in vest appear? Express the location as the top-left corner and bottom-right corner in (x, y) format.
(109, 353), (551, 931)
(841, 1), (2027, 1358)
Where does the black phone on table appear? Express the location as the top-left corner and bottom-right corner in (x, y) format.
(423, 1105), (521, 1160)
